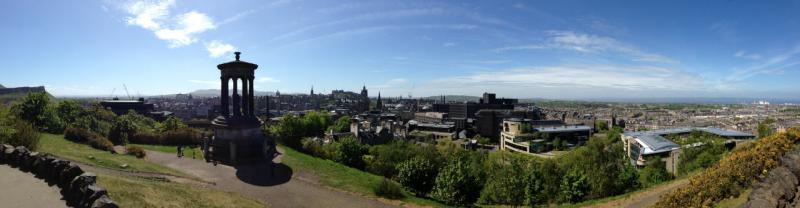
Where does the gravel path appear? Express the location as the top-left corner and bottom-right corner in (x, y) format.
(0, 165), (67, 208)
(143, 148), (398, 208)
(587, 178), (689, 208)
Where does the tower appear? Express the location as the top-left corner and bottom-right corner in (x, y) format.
(310, 85), (314, 96)
(376, 91), (382, 111)
(211, 52), (269, 164)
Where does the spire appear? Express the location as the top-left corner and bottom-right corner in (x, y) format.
(310, 85), (314, 95)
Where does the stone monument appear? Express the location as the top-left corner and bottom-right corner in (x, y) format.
(211, 52), (269, 163)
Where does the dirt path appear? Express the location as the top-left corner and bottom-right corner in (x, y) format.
(587, 178), (689, 208)
(0, 165), (67, 208)
(142, 148), (398, 208)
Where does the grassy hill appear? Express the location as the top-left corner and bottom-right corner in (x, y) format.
(0, 85), (55, 104)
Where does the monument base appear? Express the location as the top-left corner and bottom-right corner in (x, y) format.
(211, 116), (271, 164)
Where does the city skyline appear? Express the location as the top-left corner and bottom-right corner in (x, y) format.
(1, 0), (799, 99)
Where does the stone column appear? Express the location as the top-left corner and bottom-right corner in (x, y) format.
(221, 76), (229, 116)
(233, 77), (240, 116)
(249, 77), (255, 116)
(242, 78), (249, 116)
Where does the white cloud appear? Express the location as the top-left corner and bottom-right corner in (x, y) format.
(124, 0), (223, 49)
(255, 77), (280, 83)
(493, 31), (676, 64)
(431, 65), (704, 92)
(734, 50), (762, 60)
(205, 41), (236, 58)
(443, 42), (456, 47)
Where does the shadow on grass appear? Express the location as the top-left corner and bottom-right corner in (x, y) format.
(234, 160), (292, 186)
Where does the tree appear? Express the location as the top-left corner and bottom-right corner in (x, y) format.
(367, 140), (417, 177)
(332, 136), (366, 169)
(56, 100), (84, 124)
(109, 115), (137, 145)
(558, 169), (588, 203)
(478, 152), (528, 206)
(757, 118), (776, 138)
(12, 92), (50, 127)
(159, 116), (186, 132)
(596, 120), (609, 132)
(327, 116), (351, 133)
(430, 153), (483, 206)
(524, 163), (546, 206)
(639, 159), (673, 187)
(396, 156), (439, 196)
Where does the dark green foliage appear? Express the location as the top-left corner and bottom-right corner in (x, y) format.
(109, 114), (137, 145)
(374, 178), (405, 199)
(64, 127), (114, 152)
(395, 156), (438, 196)
(757, 118), (776, 138)
(639, 159), (673, 187)
(520, 123), (533, 133)
(430, 153), (484, 206)
(553, 137), (564, 150)
(367, 140), (417, 177)
(0, 118), (40, 150)
(159, 128), (202, 145)
(524, 163), (546, 206)
(11, 92), (50, 128)
(269, 111), (332, 149)
(56, 100), (84, 124)
(332, 136), (366, 169)
(559, 169), (589, 203)
(327, 116), (350, 133)
(126, 146), (147, 158)
(596, 120), (609, 132)
(478, 152), (528, 206)
(300, 137), (329, 159)
(158, 116), (186, 132)
(677, 143), (726, 175)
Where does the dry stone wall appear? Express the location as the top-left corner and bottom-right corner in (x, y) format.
(0, 144), (118, 208)
(743, 150), (800, 208)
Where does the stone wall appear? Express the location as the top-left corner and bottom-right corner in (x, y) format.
(743, 150), (800, 208)
(0, 144), (118, 208)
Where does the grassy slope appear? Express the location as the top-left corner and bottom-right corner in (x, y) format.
(99, 174), (264, 208)
(714, 189), (751, 208)
(129, 143), (205, 160)
(39, 133), (266, 207)
(278, 145), (444, 207)
(38, 133), (186, 177)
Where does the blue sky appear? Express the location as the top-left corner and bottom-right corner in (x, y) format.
(1, 0), (799, 99)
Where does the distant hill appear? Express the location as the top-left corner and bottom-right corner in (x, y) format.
(159, 89), (276, 98)
(0, 85), (53, 104)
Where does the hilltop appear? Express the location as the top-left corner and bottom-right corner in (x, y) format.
(0, 85), (53, 104)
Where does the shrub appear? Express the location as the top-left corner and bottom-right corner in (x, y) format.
(64, 127), (114, 152)
(160, 128), (202, 145)
(125, 146), (146, 158)
(300, 137), (329, 159)
(374, 178), (405, 199)
(396, 156), (438, 196)
(0, 119), (41, 150)
(332, 137), (366, 169)
(653, 127), (800, 208)
(130, 131), (161, 144)
(638, 159), (673, 188)
(430, 154), (483, 206)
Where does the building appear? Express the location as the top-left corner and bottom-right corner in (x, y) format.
(474, 108), (543, 140)
(432, 92), (516, 130)
(100, 98), (154, 115)
(621, 127), (755, 173)
(499, 118), (592, 155)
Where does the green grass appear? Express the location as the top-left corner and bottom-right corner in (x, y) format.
(99, 172), (265, 208)
(279, 145), (444, 207)
(38, 133), (187, 177)
(714, 188), (750, 208)
(128, 143), (204, 160)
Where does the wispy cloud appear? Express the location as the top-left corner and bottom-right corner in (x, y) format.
(288, 24), (478, 45)
(431, 64), (704, 92)
(443, 42), (457, 47)
(709, 21), (740, 42)
(205, 41), (236, 58)
(734, 50), (762, 60)
(255, 77), (280, 83)
(722, 45), (800, 85)
(123, 0), (235, 57)
(493, 31), (676, 64)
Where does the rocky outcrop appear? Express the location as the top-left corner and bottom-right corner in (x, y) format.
(0, 144), (118, 208)
(743, 150), (800, 208)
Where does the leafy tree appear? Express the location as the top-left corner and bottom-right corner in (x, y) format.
(367, 140), (417, 177)
(596, 120), (609, 132)
(478, 152), (528, 206)
(12, 92), (50, 128)
(524, 162), (546, 206)
(158, 116), (186, 132)
(0, 107), (40, 150)
(327, 115), (350, 133)
(109, 115), (137, 145)
(639, 159), (673, 187)
(520, 123), (533, 133)
(332, 136), (366, 169)
(56, 100), (84, 124)
(757, 118), (776, 138)
(558, 169), (588, 203)
(430, 153), (483, 206)
(396, 156), (439, 196)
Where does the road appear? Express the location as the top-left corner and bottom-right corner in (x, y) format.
(0, 165), (67, 208)
(586, 178), (689, 208)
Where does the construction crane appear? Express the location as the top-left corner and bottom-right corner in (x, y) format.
(109, 88), (116, 99)
(123, 84), (131, 100)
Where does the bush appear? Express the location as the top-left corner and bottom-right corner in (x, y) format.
(654, 128), (800, 208)
(130, 131), (161, 144)
(300, 137), (329, 159)
(332, 137), (366, 169)
(374, 178), (405, 199)
(0, 119), (41, 150)
(64, 127), (114, 152)
(125, 146), (146, 158)
(160, 128), (202, 145)
(430, 153), (483, 206)
(638, 159), (673, 188)
(396, 156), (439, 196)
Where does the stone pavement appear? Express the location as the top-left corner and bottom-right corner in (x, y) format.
(0, 165), (67, 208)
